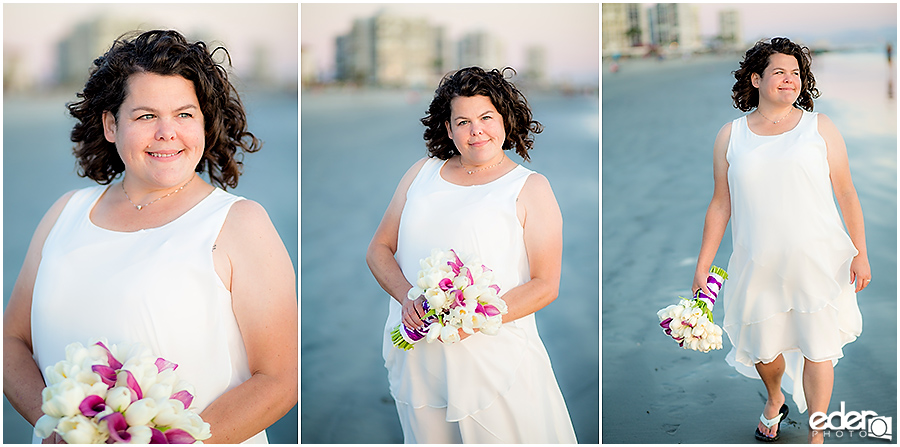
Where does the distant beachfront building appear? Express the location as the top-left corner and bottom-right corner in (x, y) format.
(335, 9), (445, 88)
(57, 16), (145, 86)
(602, 3), (650, 57)
(604, 3), (702, 57)
(301, 46), (318, 86)
(651, 3), (702, 54)
(524, 45), (548, 86)
(458, 30), (505, 72)
(718, 9), (743, 50)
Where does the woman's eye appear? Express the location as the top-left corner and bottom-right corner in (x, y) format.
(457, 120), (468, 126)
(482, 115), (492, 120)
(137, 114), (155, 120)
(178, 112), (193, 118)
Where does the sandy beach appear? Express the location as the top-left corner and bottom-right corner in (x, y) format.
(601, 53), (897, 443)
(300, 88), (600, 443)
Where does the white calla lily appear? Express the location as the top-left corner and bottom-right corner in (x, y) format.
(41, 380), (86, 418)
(58, 414), (104, 444)
(425, 323), (443, 343)
(440, 325), (461, 344)
(124, 398), (159, 427)
(105, 386), (133, 413)
(34, 414), (61, 439)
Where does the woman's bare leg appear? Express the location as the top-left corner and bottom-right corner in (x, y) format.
(755, 354), (786, 439)
(803, 359), (834, 444)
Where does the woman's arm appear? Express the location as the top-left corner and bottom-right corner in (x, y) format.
(3, 191), (76, 427)
(366, 158), (428, 331)
(201, 200), (297, 443)
(494, 173), (563, 322)
(692, 123), (733, 296)
(818, 113), (871, 292)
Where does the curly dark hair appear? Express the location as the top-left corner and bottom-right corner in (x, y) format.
(67, 29), (260, 189)
(421, 67), (542, 162)
(731, 37), (819, 112)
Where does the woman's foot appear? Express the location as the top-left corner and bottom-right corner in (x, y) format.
(757, 394), (786, 439)
(808, 427), (824, 444)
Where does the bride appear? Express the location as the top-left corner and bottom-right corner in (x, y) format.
(367, 66), (577, 443)
(3, 30), (296, 444)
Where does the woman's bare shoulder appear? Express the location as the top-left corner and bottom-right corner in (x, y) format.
(36, 190), (80, 233)
(223, 199), (275, 233)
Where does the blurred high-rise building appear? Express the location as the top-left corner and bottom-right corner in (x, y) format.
(652, 3), (702, 53)
(56, 16), (221, 88)
(524, 45), (548, 87)
(457, 30), (505, 72)
(718, 9), (743, 50)
(301, 46), (318, 86)
(602, 3), (650, 57)
(57, 16), (145, 86)
(335, 9), (445, 87)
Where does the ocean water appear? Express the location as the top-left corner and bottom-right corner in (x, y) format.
(299, 88), (600, 443)
(602, 51), (896, 442)
(2, 89), (298, 443)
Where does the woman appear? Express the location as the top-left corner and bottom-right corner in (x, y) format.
(366, 67), (576, 443)
(693, 37), (870, 443)
(3, 30), (297, 443)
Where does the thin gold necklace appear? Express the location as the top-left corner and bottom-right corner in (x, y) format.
(757, 107), (794, 124)
(459, 156), (503, 175)
(122, 176), (195, 211)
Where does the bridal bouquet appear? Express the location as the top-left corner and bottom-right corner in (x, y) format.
(657, 266), (728, 353)
(34, 339), (211, 444)
(390, 248), (508, 350)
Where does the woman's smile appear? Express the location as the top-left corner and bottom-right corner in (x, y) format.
(147, 149), (185, 159)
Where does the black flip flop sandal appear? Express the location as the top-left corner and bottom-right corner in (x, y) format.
(754, 403), (788, 442)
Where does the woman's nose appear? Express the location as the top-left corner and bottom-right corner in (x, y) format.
(155, 120), (176, 140)
(470, 122), (483, 135)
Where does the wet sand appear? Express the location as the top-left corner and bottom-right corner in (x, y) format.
(601, 53), (897, 443)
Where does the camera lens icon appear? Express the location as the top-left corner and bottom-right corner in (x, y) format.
(867, 416), (892, 440)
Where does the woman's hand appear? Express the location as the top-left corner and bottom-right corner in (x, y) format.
(401, 294), (427, 331)
(691, 268), (712, 298)
(850, 255), (872, 293)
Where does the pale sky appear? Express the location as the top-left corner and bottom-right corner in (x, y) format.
(300, 3), (600, 85)
(696, 3), (896, 47)
(3, 3), (298, 86)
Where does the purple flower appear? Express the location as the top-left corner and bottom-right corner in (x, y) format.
(170, 390), (194, 410)
(478, 304), (501, 317)
(447, 249), (464, 275)
(118, 370), (143, 401)
(92, 364), (118, 388)
(161, 429), (197, 444)
(101, 412), (133, 443)
(150, 428), (169, 444)
(95, 341), (123, 369)
(659, 317), (673, 330)
(78, 395), (107, 417)
(149, 427), (197, 444)
(155, 358), (178, 373)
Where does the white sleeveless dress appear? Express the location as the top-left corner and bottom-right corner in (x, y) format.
(383, 157), (577, 443)
(723, 111), (862, 413)
(31, 185), (268, 443)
